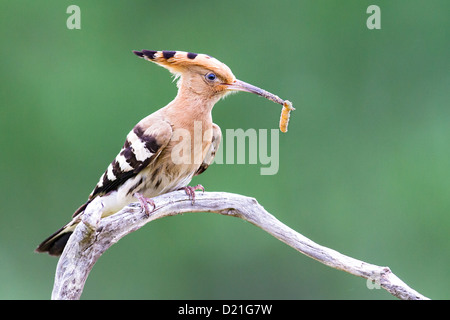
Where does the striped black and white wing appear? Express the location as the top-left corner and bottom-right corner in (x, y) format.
(195, 123), (222, 176)
(73, 120), (172, 217)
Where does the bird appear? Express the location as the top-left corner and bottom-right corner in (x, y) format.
(36, 50), (288, 256)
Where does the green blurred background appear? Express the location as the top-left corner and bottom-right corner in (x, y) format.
(1, 0), (449, 299)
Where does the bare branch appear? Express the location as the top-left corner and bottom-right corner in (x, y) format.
(51, 191), (429, 300)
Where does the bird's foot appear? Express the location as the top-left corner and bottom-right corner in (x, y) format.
(134, 192), (156, 216)
(181, 184), (205, 204)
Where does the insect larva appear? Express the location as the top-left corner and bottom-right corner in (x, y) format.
(279, 100), (295, 133)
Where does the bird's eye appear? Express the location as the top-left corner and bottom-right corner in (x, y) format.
(205, 72), (217, 81)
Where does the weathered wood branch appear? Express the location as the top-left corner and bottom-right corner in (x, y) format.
(51, 191), (429, 300)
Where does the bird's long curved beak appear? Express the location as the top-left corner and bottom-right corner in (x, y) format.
(225, 79), (285, 106)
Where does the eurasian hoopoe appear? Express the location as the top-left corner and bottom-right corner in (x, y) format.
(36, 50), (290, 256)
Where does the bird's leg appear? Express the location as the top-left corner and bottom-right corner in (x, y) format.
(134, 192), (156, 216)
(180, 184), (205, 205)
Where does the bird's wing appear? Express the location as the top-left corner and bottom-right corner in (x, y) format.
(73, 120), (173, 217)
(195, 123), (222, 176)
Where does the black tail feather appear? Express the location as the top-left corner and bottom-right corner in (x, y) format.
(35, 228), (73, 256)
(36, 201), (88, 256)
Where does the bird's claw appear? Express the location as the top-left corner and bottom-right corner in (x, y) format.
(182, 184), (205, 204)
(134, 192), (156, 216)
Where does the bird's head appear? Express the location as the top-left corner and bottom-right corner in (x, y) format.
(133, 50), (285, 105)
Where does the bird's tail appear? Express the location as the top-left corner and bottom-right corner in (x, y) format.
(35, 226), (74, 256)
(35, 202), (89, 256)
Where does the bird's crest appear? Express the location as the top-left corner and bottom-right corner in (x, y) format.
(133, 50), (235, 84)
